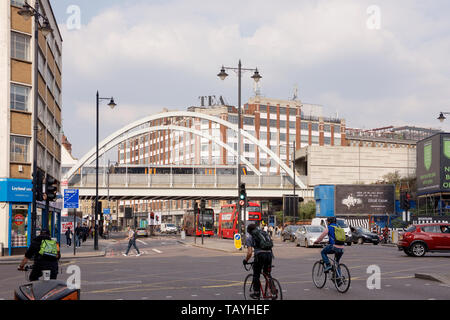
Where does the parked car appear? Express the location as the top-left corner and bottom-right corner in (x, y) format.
(161, 223), (177, 234)
(351, 226), (380, 245)
(136, 228), (149, 237)
(311, 217), (353, 246)
(281, 225), (301, 242)
(295, 225), (328, 248)
(397, 223), (450, 257)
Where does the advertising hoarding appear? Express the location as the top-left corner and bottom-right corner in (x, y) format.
(334, 184), (395, 215)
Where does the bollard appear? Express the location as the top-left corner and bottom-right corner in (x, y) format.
(181, 230), (186, 240)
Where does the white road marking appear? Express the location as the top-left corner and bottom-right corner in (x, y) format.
(152, 249), (162, 254)
(137, 240), (147, 245)
(191, 294), (198, 297)
(215, 293), (221, 296)
(166, 296), (172, 299)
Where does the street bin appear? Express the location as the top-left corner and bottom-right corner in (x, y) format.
(392, 230), (399, 244)
(181, 231), (186, 240)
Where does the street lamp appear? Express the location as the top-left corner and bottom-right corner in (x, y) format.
(217, 61), (262, 241)
(17, 1), (53, 240)
(95, 92), (117, 250)
(438, 112), (450, 123)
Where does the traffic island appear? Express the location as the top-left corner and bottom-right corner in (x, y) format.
(415, 273), (450, 286)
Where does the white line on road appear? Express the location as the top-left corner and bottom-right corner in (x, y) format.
(152, 249), (162, 254)
(166, 296), (172, 299)
(137, 240), (147, 245)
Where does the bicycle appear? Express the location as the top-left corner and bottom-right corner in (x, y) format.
(312, 255), (351, 293)
(243, 261), (283, 300)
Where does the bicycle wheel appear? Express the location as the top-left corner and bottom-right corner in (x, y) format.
(243, 274), (259, 300)
(312, 261), (327, 289)
(334, 263), (351, 293)
(268, 278), (283, 300)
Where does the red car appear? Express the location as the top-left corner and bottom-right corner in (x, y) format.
(397, 223), (450, 257)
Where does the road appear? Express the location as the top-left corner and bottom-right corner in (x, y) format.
(0, 235), (449, 300)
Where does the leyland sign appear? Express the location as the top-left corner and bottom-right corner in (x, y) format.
(417, 133), (450, 194)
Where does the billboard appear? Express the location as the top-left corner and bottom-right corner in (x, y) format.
(334, 184), (395, 215)
(417, 133), (450, 194)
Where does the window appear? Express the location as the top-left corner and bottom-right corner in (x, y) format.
(301, 135), (309, 143)
(260, 118), (267, 127)
(11, 32), (30, 61)
(243, 117), (254, 126)
(280, 133), (286, 141)
(259, 105), (267, 113)
(10, 136), (31, 163)
(311, 135), (319, 144)
(11, 0), (26, 7)
(46, 66), (54, 92)
(269, 106), (277, 114)
(311, 123), (319, 131)
(324, 137), (331, 145)
(289, 121), (296, 129)
(279, 107), (287, 115)
(270, 119), (277, 127)
(289, 134), (296, 143)
(334, 125), (341, 133)
(334, 138), (341, 146)
(38, 49), (45, 74)
(301, 122), (309, 130)
(228, 115), (238, 124)
(10, 84), (30, 111)
(324, 124), (331, 132)
(421, 225), (441, 233)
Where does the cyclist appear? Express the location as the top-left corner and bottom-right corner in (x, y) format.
(18, 229), (61, 281)
(314, 217), (344, 272)
(243, 223), (273, 299)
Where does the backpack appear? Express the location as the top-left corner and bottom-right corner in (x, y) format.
(251, 228), (273, 250)
(39, 239), (59, 258)
(330, 225), (346, 245)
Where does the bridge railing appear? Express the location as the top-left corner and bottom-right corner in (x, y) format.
(69, 173), (307, 189)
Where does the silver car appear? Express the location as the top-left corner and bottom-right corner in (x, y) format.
(295, 225), (328, 248)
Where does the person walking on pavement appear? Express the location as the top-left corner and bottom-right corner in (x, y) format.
(74, 223), (82, 248)
(65, 227), (73, 247)
(123, 226), (141, 256)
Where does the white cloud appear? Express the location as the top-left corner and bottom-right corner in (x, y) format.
(60, 0), (450, 156)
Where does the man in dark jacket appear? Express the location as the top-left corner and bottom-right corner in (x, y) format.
(18, 229), (60, 281)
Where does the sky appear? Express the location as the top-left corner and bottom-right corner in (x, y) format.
(49, 0), (450, 159)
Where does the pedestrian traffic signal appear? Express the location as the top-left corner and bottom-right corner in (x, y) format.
(45, 176), (58, 202)
(239, 183), (246, 201)
(33, 170), (44, 201)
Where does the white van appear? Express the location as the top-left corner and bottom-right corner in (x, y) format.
(311, 217), (352, 246)
(161, 223), (177, 234)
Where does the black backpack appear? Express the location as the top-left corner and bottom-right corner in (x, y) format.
(251, 228), (273, 250)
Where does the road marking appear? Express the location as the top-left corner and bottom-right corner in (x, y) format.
(166, 296), (172, 299)
(137, 240), (147, 245)
(152, 249), (162, 254)
(191, 294), (198, 297)
(215, 293), (221, 296)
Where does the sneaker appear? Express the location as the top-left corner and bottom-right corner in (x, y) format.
(136, 253), (141, 256)
(250, 292), (260, 300)
(122, 253), (128, 256)
(324, 264), (332, 272)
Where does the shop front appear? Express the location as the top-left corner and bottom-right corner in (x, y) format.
(0, 179), (32, 256)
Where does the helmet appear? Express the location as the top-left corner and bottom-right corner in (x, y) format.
(327, 217), (336, 224)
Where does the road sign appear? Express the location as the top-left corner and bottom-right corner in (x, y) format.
(64, 189), (79, 209)
(239, 200), (245, 206)
(234, 233), (242, 250)
(103, 208), (111, 214)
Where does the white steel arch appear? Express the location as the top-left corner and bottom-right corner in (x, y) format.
(64, 111), (306, 188)
(69, 125), (261, 177)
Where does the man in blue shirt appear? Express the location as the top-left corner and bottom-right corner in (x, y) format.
(314, 217), (344, 272)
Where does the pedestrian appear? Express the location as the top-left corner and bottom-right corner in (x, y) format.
(65, 227), (73, 247)
(74, 223), (82, 248)
(123, 226), (141, 256)
(263, 224), (268, 233)
(268, 225), (274, 237)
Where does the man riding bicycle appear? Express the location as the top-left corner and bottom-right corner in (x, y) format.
(243, 223), (273, 299)
(314, 217), (344, 272)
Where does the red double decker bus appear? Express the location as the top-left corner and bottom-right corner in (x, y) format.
(182, 208), (215, 236)
(218, 202), (262, 239)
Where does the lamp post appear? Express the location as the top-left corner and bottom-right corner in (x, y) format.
(17, 1), (53, 240)
(94, 91), (117, 250)
(438, 112), (450, 123)
(218, 61), (262, 241)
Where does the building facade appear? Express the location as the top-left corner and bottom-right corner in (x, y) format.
(0, 0), (62, 255)
(115, 96), (345, 223)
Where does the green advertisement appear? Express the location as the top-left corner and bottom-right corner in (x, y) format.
(417, 134), (441, 194)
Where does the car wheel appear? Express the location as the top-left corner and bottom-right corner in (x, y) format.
(357, 238), (364, 245)
(403, 248), (414, 257)
(373, 241), (379, 245)
(410, 242), (427, 257)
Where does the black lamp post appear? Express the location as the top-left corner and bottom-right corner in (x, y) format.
(17, 1), (53, 240)
(94, 91), (117, 250)
(218, 61), (262, 241)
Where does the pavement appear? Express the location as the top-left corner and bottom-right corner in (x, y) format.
(0, 233), (120, 265)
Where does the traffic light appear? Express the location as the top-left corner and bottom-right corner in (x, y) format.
(404, 192), (411, 210)
(45, 176), (58, 202)
(194, 201), (199, 213)
(150, 212), (155, 220)
(33, 170), (44, 201)
(239, 183), (247, 202)
(200, 198), (206, 210)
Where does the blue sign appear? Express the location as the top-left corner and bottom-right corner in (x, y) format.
(64, 189), (79, 209)
(234, 234), (241, 241)
(0, 179), (32, 203)
(103, 208), (111, 214)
